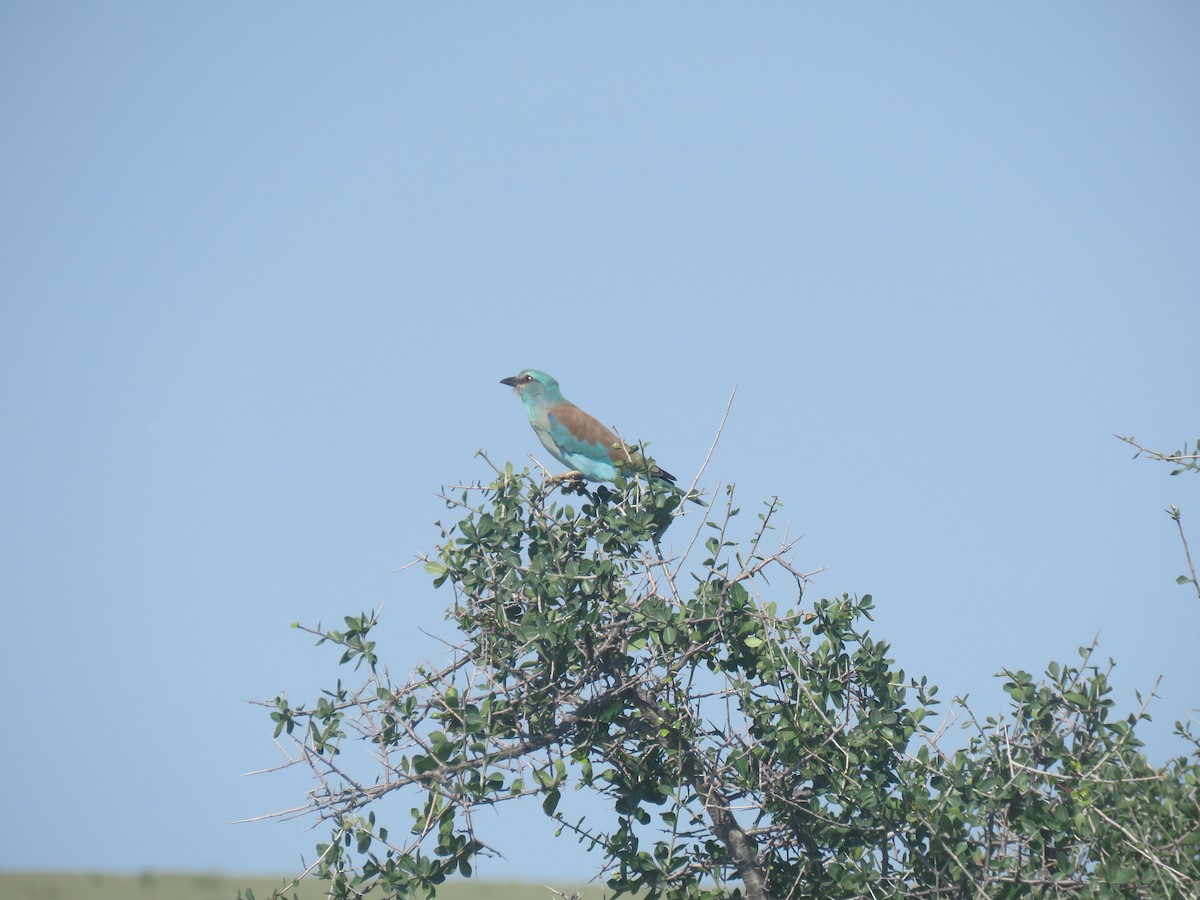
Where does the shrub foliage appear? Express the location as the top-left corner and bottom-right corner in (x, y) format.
(259, 462), (1199, 898)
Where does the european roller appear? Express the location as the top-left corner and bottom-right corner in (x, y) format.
(500, 369), (679, 486)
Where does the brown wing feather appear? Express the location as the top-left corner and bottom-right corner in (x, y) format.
(549, 403), (633, 461)
(549, 402), (675, 481)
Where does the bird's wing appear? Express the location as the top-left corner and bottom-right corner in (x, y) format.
(547, 403), (678, 484)
(546, 403), (632, 463)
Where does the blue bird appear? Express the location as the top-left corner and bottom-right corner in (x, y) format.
(500, 369), (678, 486)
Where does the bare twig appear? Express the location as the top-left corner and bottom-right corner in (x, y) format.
(687, 384), (738, 503)
(1167, 505), (1200, 599)
(1115, 434), (1200, 468)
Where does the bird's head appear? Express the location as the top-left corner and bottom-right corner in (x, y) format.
(500, 369), (564, 406)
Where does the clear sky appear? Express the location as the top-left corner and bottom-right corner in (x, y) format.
(2, 1), (1197, 883)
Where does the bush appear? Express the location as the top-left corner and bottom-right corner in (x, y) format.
(257, 462), (1200, 898)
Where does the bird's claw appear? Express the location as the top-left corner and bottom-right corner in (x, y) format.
(548, 471), (587, 492)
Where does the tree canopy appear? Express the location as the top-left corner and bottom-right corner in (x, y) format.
(253, 453), (1199, 899)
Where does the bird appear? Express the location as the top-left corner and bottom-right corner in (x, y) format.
(499, 369), (678, 486)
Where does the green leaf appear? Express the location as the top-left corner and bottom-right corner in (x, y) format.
(1108, 866), (1136, 884)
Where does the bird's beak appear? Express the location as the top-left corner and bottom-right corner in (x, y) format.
(500, 376), (518, 387)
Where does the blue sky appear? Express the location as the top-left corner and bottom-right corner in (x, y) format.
(2, 1), (1197, 883)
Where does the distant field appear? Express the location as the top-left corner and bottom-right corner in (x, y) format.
(0, 872), (605, 900)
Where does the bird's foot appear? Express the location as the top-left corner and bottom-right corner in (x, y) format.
(548, 471), (588, 493)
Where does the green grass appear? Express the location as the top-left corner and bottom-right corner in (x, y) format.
(0, 872), (605, 900)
